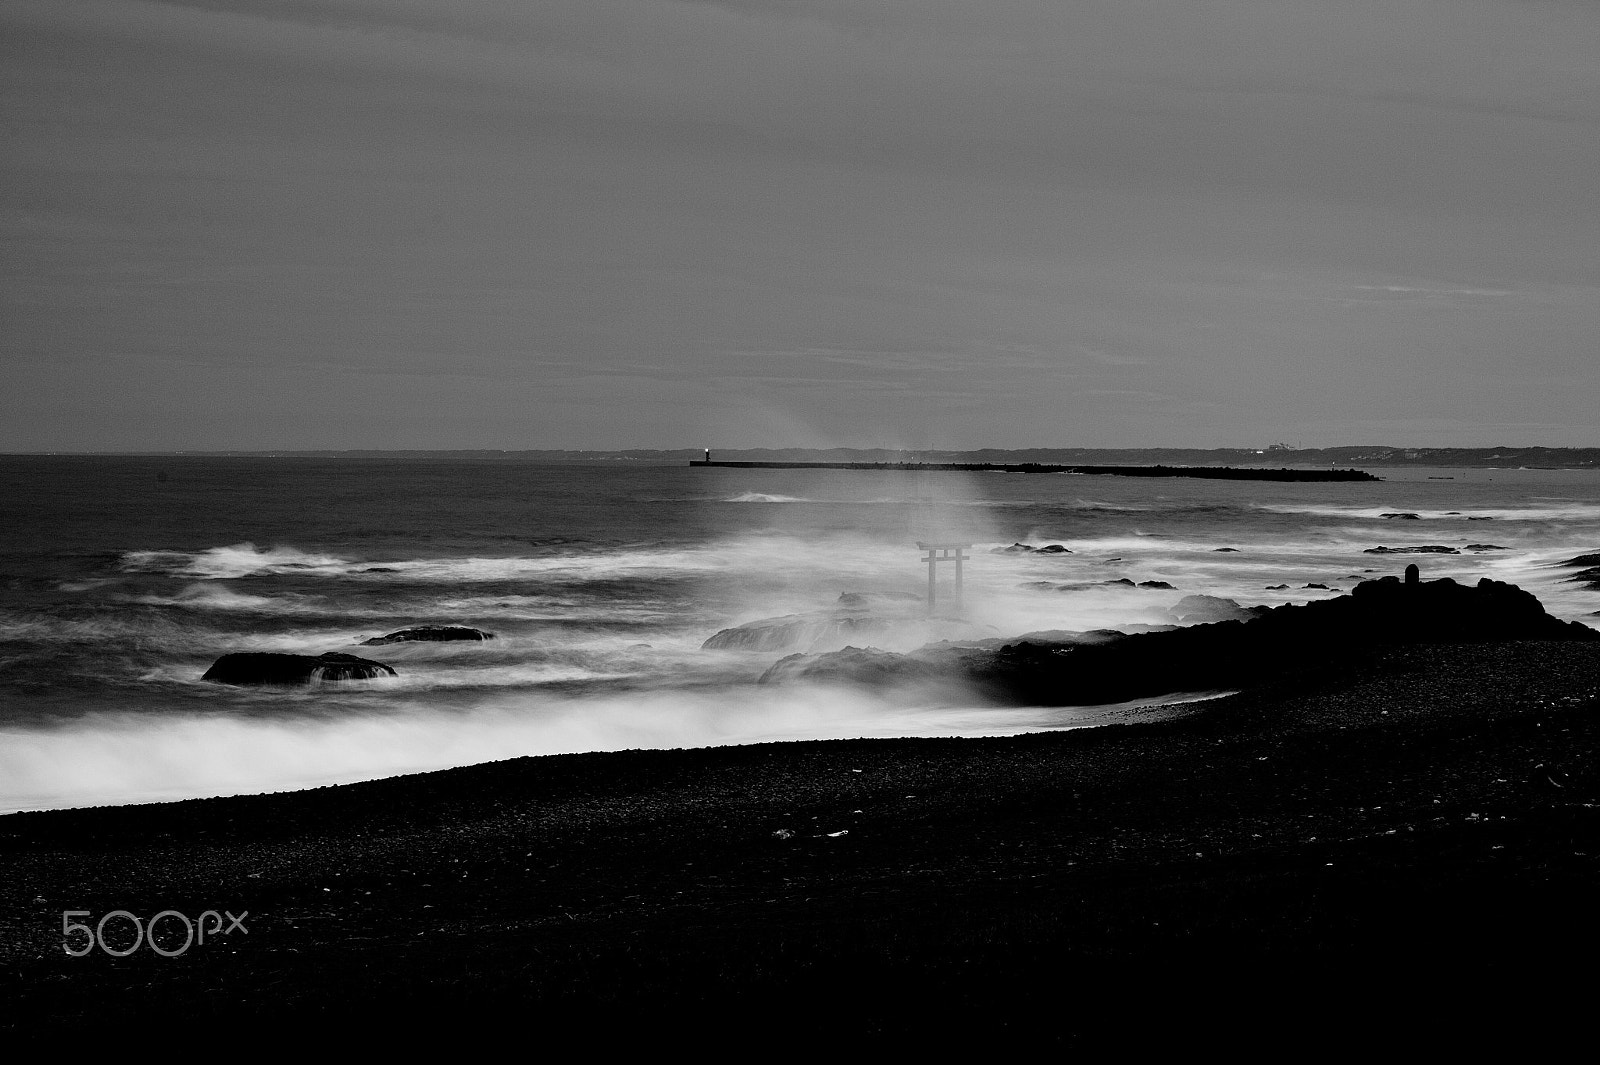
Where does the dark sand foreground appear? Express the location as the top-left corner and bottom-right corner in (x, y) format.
(5, 641), (1599, 1051)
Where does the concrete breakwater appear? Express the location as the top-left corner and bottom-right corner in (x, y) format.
(690, 459), (1380, 482)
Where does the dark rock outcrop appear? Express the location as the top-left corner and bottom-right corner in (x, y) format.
(362, 626), (495, 645)
(760, 577), (1597, 707)
(1381, 512), (1421, 519)
(202, 652), (397, 686)
(1464, 545), (1506, 552)
(1560, 553), (1600, 568)
(1364, 545), (1460, 554)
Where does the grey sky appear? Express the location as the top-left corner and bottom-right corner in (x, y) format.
(4, 0), (1598, 450)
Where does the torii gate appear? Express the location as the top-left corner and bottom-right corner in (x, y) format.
(917, 541), (971, 616)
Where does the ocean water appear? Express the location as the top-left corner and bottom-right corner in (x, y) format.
(2, 455), (1597, 812)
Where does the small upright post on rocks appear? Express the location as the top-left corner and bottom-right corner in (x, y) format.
(918, 541), (972, 616)
(1405, 563), (1420, 586)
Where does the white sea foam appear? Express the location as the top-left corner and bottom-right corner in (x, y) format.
(1257, 502), (1600, 522)
(723, 491), (812, 503)
(0, 684), (1209, 813)
(121, 543), (351, 578)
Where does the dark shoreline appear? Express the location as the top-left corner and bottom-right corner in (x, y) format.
(5, 640), (1599, 1050)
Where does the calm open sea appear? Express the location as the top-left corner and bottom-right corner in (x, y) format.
(2, 455), (1596, 811)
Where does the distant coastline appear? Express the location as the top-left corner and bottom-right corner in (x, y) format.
(6, 445), (1598, 468)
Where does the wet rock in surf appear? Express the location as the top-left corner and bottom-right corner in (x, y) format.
(1559, 553), (1600, 568)
(362, 625), (496, 645)
(1363, 545), (1460, 554)
(1167, 595), (1267, 625)
(702, 613), (895, 652)
(1561, 567), (1600, 590)
(1381, 512), (1421, 519)
(202, 652), (397, 686)
(836, 591), (921, 607)
(759, 646), (947, 687)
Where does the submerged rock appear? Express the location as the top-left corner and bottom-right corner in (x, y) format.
(362, 625), (496, 645)
(202, 652), (397, 687)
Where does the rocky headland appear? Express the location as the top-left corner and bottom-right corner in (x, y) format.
(760, 575), (1596, 706)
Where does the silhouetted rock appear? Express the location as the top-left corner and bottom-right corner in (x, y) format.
(1036, 544), (1071, 554)
(1213, 547), (1240, 552)
(202, 652), (397, 686)
(1464, 545), (1506, 552)
(1381, 513), (1421, 519)
(1265, 584), (1289, 590)
(1138, 581), (1176, 589)
(1364, 545), (1460, 554)
(1101, 578), (1136, 587)
(760, 577), (1596, 707)
(1304, 583), (1330, 590)
(362, 625), (495, 645)
(991, 543), (1035, 554)
(1560, 553), (1600, 568)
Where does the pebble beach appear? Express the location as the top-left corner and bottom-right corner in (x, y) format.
(5, 638), (1598, 1051)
